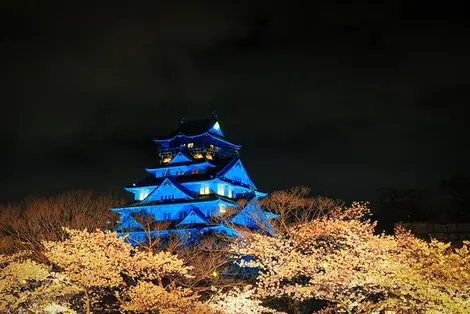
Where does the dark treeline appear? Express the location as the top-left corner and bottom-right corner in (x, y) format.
(374, 174), (470, 232)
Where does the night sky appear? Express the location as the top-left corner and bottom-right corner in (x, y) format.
(1, 1), (469, 204)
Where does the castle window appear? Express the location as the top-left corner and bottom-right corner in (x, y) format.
(139, 191), (149, 201)
(193, 153), (203, 159)
(163, 156), (172, 163)
(217, 184), (225, 196)
(206, 153), (213, 160)
(227, 189), (233, 198)
(200, 186), (210, 195)
(164, 213), (171, 220)
(179, 212), (185, 219)
(219, 204), (226, 214)
(188, 143), (194, 148)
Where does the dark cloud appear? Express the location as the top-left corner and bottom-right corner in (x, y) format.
(1, 1), (469, 203)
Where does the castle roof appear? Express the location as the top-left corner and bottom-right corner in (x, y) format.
(167, 151), (194, 164)
(177, 207), (209, 226)
(113, 193), (238, 211)
(153, 115), (241, 149)
(130, 156), (234, 187)
(145, 159), (215, 171)
(171, 118), (215, 137)
(140, 177), (197, 203)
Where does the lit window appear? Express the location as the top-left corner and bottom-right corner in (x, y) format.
(217, 184), (225, 196)
(213, 122), (220, 130)
(206, 153), (213, 160)
(163, 156), (172, 163)
(219, 204), (226, 214)
(227, 189), (232, 198)
(200, 185), (210, 195)
(139, 191), (149, 200)
(188, 143), (194, 148)
(193, 153), (203, 159)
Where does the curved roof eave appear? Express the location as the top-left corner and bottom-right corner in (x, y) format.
(124, 185), (158, 192)
(111, 195), (237, 212)
(153, 132), (242, 149)
(145, 161), (215, 172)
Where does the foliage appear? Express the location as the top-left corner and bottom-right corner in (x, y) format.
(208, 286), (284, 314)
(0, 190), (122, 257)
(233, 201), (470, 313)
(122, 281), (214, 313)
(1, 188), (469, 313)
(0, 252), (78, 313)
(259, 186), (343, 232)
(43, 228), (197, 313)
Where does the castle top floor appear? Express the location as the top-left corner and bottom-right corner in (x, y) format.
(153, 114), (241, 163)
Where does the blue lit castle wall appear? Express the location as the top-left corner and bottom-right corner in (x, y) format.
(112, 113), (278, 243)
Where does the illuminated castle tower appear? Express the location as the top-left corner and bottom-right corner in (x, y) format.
(112, 113), (278, 243)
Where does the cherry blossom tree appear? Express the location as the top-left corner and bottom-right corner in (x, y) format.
(233, 201), (470, 313)
(259, 186), (343, 232)
(0, 251), (79, 313)
(43, 228), (198, 314)
(208, 286), (284, 314)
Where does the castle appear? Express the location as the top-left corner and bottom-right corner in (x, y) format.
(112, 113), (278, 243)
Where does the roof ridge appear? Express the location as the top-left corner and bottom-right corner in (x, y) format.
(140, 177), (196, 204)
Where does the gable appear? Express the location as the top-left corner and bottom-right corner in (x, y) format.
(117, 214), (143, 231)
(219, 159), (256, 189)
(177, 209), (208, 226)
(230, 197), (277, 234)
(168, 152), (193, 164)
(142, 178), (194, 203)
(208, 121), (224, 137)
(231, 209), (261, 227)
